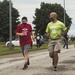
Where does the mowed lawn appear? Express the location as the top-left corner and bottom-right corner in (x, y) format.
(0, 42), (48, 56)
(0, 41), (75, 56)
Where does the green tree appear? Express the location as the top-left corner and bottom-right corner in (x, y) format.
(33, 2), (72, 35)
(0, 0), (20, 41)
(70, 36), (75, 42)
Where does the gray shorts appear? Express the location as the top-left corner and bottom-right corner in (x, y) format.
(21, 44), (30, 56)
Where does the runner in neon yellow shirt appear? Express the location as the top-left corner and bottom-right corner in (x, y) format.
(46, 12), (67, 71)
(46, 20), (67, 39)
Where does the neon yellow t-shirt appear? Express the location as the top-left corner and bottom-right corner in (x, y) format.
(46, 20), (67, 39)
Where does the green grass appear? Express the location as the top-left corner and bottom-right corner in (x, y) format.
(0, 45), (21, 56)
(0, 42), (48, 56)
(62, 41), (75, 45)
(68, 41), (75, 45)
(0, 42), (5, 45)
(0, 41), (75, 56)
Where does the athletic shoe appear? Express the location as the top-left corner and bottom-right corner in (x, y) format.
(27, 58), (30, 65)
(22, 64), (28, 70)
(58, 49), (60, 53)
(54, 66), (57, 71)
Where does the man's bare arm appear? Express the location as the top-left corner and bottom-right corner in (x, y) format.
(61, 30), (67, 36)
(46, 32), (50, 37)
(16, 33), (25, 36)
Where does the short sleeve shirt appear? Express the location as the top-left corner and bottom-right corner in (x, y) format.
(15, 23), (32, 46)
(46, 20), (67, 39)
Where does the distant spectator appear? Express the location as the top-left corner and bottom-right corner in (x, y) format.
(36, 33), (41, 48)
(39, 35), (44, 46)
(63, 33), (69, 49)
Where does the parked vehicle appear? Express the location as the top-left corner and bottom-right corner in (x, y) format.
(5, 38), (36, 47)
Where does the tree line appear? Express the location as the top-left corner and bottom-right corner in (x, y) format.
(0, 0), (72, 42)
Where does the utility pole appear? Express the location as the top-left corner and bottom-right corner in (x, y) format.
(64, 0), (65, 25)
(9, 0), (13, 50)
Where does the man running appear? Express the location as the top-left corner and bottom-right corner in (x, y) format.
(46, 12), (67, 71)
(15, 17), (32, 70)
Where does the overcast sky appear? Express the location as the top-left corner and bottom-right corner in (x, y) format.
(1, 0), (75, 35)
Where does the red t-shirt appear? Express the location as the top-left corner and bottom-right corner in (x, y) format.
(15, 23), (32, 46)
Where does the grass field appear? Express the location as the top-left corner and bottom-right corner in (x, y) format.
(0, 41), (75, 56)
(0, 42), (48, 56)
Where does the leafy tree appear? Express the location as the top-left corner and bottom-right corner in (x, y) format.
(70, 36), (75, 42)
(33, 2), (72, 35)
(0, 0), (20, 41)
